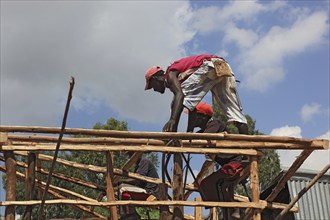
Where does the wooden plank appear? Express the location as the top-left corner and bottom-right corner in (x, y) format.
(1, 144), (262, 156)
(4, 151), (16, 220)
(274, 164), (330, 220)
(105, 151), (118, 220)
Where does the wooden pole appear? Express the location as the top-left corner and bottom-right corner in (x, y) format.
(106, 151), (118, 220)
(266, 149), (313, 202)
(37, 77), (75, 220)
(274, 164), (330, 220)
(4, 151), (16, 220)
(159, 183), (170, 219)
(194, 197), (202, 220)
(250, 156), (261, 220)
(22, 153), (36, 220)
(172, 153), (184, 220)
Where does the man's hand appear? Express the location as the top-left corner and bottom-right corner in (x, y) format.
(163, 119), (177, 132)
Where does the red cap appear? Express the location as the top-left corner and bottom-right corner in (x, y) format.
(195, 102), (213, 117)
(145, 66), (163, 90)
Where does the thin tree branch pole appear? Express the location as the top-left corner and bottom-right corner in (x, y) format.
(0, 200), (266, 209)
(1, 125), (328, 147)
(250, 156), (261, 220)
(22, 153), (36, 220)
(10, 151), (177, 190)
(4, 151), (16, 220)
(274, 164), (330, 220)
(0, 165), (106, 218)
(2, 144), (262, 156)
(105, 151), (118, 220)
(37, 77), (75, 220)
(266, 149), (313, 202)
(0, 155), (105, 191)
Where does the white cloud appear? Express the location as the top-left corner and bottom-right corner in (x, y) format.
(0, 1), (194, 126)
(239, 10), (329, 91)
(270, 125), (302, 138)
(300, 103), (322, 122)
(271, 127), (329, 172)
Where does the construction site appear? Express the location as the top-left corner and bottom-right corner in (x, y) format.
(0, 124), (329, 220)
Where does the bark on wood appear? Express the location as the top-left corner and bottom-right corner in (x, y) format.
(105, 151), (118, 220)
(4, 151), (16, 220)
(172, 153), (184, 219)
(1, 126), (328, 148)
(0, 132), (8, 144)
(23, 153), (36, 220)
(250, 156), (261, 220)
(1, 144), (262, 156)
(159, 183), (170, 220)
(194, 197), (202, 220)
(0, 165), (107, 218)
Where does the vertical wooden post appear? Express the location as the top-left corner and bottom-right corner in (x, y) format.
(106, 151), (118, 220)
(212, 207), (219, 220)
(159, 183), (170, 219)
(36, 152), (42, 199)
(23, 153), (36, 220)
(172, 153), (184, 219)
(4, 151), (16, 220)
(194, 197), (202, 220)
(250, 156), (261, 220)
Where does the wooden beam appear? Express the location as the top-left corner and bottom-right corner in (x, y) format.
(194, 197), (202, 220)
(0, 200), (266, 209)
(250, 156), (261, 220)
(22, 153), (36, 220)
(0, 132), (8, 144)
(274, 164), (330, 220)
(105, 151), (118, 220)
(1, 144), (262, 156)
(172, 153), (184, 219)
(1, 126), (328, 148)
(4, 151), (16, 220)
(266, 149), (313, 202)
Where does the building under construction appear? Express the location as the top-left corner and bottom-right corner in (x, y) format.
(0, 125), (329, 220)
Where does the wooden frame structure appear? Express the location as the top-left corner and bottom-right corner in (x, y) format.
(0, 125), (328, 220)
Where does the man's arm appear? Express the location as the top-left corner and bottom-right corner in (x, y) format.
(186, 109), (197, 132)
(163, 70), (184, 132)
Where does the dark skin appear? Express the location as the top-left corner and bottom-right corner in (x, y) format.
(149, 70), (184, 132)
(149, 70), (249, 134)
(186, 109), (211, 132)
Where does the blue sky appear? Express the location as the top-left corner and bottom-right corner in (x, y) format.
(1, 0), (329, 214)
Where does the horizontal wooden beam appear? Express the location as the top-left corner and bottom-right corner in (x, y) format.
(0, 199), (298, 212)
(0, 132), (8, 144)
(216, 140), (328, 150)
(1, 126), (328, 148)
(1, 144), (262, 156)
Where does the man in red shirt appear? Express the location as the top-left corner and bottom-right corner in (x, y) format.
(145, 54), (248, 135)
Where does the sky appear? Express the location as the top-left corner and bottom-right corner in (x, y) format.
(0, 0), (329, 214)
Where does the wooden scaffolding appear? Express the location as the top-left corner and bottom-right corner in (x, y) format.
(0, 126), (329, 220)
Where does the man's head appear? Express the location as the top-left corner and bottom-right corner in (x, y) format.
(145, 66), (166, 94)
(194, 102), (213, 128)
